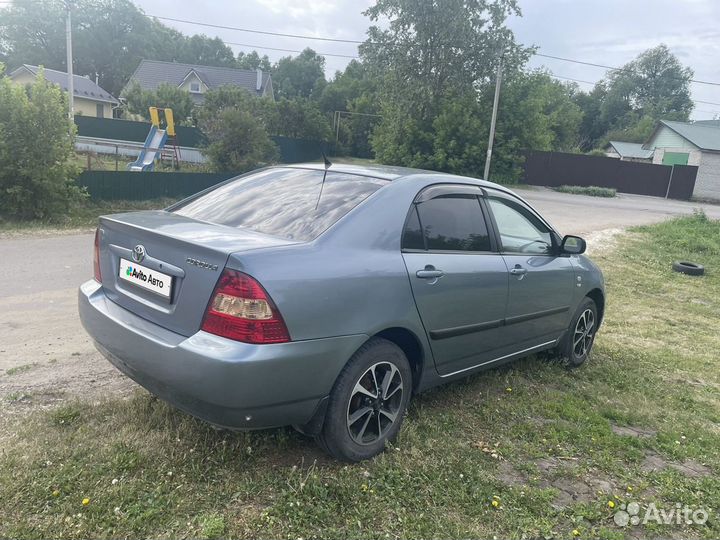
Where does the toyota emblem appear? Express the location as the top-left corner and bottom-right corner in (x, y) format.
(132, 244), (146, 263)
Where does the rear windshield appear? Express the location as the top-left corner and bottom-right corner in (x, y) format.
(172, 167), (388, 241)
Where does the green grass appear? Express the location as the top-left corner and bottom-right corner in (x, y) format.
(1, 213), (719, 539)
(5, 363), (37, 376)
(554, 185), (617, 198)
(0, 198), (179, 233)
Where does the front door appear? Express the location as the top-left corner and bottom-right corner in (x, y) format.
(485, 194), (575, 347)
(401, 186), (509, 376)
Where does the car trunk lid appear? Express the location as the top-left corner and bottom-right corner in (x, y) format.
(97, 210), (297, 336)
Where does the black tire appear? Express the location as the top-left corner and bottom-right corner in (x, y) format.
(316, 337), (412, 462)
(559, 297), (598, 368)
(672, 260), (705, 276)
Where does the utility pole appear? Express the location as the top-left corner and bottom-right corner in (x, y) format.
(65, 0), (74, 123)
(483, 54), (503, 180)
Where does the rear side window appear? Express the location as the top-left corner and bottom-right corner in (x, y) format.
(172, 168), (388, 241)
(402, 196), (491, 252)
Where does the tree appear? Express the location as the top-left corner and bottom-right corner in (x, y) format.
(268, 98), (332, 141)
(319, 60), (380, 156)
(272, 48), (327, 99)
(361, 0), (529, 114)
(573, 84), (609, 151)
(0, 68), (84, 219)
(176, 35), (236, 67)
(372, 72), (582, 182)
(237, 51), (272, 71)
(361, 0), (531, 172)
(486, 72), (582, 180)
(603, 45), (693, 125)
(122, 82), (195, 125)
(0, 0), (243, 97)
(198, 86), (331, 143)
(199, 108), (278, 173)
(575, 45), (694, 148)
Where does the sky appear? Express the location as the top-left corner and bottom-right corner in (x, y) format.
(133, 0), (720, 120)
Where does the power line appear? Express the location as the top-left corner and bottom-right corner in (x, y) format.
(148, 14), (365, 44)
(547, 73), (596, 86)
(534, 52), (720, 87)
(226, 41), (357, 59)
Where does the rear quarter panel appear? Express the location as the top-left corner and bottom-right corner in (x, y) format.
(225, 176), (446, 387)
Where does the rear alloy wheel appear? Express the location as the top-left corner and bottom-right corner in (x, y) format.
(560, 297), (598, 368)
(317, 338), (412, 462)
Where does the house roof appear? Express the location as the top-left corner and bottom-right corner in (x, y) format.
(125, 59), (272, 98)
(608, 141), (654, 159)
(9, 64), (118, 104)
(650, 119), (720, 152)
(694, 119), (720, 128)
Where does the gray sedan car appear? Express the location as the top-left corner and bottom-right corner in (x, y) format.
(79, 163), (604, 462)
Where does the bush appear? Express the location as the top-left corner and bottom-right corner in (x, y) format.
(554, 185), (617, 197)
(199, 107), (278, 173)
(122, 81), (195, 125)
(0, 68), (85, 220)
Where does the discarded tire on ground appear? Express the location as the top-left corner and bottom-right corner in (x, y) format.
(672, 261), (705, 276)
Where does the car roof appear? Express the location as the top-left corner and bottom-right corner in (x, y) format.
(282, 162), (511, 192)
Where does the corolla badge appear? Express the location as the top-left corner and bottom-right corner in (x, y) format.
(186, 257), (219, 271)
(132, 244), (146, 263)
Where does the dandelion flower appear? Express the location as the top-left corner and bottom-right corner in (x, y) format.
(506, 387), (512, 393)
(491, 500), (499, 508)
(572, 529), (580, 536)
(52, 490), (60, 497)
(82, 498), (90, 506)
(607, 500), (615, 508)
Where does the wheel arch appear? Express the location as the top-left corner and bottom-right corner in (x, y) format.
(374, 326), (426, 392)
(586, 288), (605, 325)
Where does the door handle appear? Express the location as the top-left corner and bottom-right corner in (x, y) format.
(416, 267), (444, 279)
(509, 265), (527, 276)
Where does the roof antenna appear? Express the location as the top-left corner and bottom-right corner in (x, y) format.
(315, 151), (332, 210)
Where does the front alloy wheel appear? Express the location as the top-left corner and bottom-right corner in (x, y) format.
(573, 308), (595, 358)
(562, 297), (598, 367)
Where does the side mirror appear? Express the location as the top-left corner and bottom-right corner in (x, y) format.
(561, 235), (586, 255)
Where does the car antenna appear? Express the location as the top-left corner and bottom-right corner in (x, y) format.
(314, 152), (332, 210)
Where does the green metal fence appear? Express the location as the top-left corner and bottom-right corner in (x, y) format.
(75, 116), (205, 147)
(74, 117), (328, 163)
(78, 171), (235, 200)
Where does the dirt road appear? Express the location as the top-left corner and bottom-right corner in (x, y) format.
(1, 190), (718, 412)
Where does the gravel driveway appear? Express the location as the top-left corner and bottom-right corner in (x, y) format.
(1, 189), (718, 413)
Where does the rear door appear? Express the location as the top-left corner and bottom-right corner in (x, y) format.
(485, 193), (575, 345)
(401, 185), (509, 376)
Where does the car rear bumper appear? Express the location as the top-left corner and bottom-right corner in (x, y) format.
(78, 280), (367, 430)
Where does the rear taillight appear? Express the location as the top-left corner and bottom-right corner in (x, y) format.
(201, 269), (290, 344)
(93, 228), (102, 283)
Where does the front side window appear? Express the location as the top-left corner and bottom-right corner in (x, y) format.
(173, 168), (387, 241)
(402, 195), (491, 252)
(190, 82), (201, 93)
(487, 197), (553, 254)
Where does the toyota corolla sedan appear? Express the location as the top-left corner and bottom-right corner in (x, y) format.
(79, 163), (604, 462)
